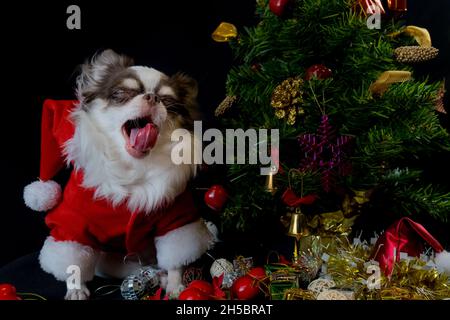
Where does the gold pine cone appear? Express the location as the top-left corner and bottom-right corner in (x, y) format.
(395, 46), (439, 63)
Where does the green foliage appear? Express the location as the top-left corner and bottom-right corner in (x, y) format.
(219, 0), (450, 232)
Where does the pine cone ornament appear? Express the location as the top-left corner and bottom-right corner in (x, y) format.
(395, 46), (439, 63)
(271, 77), (305, 125)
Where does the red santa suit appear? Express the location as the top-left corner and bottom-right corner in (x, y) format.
(24, 100), (211, 276)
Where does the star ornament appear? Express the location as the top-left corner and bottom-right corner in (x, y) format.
(298, 115), (354, 192)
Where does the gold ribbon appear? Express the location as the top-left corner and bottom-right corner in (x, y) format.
(212, 22), (238, 42)
(369, 70), (412, 95)
(390, 25), (432, 47)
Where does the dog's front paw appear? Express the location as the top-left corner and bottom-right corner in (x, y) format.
(65, 284), (90, 300)
(165, 283), (185, 298)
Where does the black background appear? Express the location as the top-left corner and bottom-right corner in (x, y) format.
(1, 0), (449, 268)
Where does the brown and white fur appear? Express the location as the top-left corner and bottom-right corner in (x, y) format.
(38, 50), (215, 300)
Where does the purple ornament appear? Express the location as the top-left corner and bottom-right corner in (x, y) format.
(298, 115), (354, 192)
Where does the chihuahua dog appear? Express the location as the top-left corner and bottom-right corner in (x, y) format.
(26, 50), (215, 299)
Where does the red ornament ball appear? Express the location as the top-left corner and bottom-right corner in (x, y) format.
(179, 287), (211, 300)
(204, 185), (228, 211)
(247, 267), (266, 280)
(0, 284), (20, 300)
(305, 64), (332, 80)
(269, 0), (290, 16)
(188, 280), (214, 296)
(231, 275), (260, 300)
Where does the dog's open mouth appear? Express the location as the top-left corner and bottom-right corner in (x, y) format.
(122, 116), (159, 158)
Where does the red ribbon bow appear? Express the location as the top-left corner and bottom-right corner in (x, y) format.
(281, 188), (318, 207)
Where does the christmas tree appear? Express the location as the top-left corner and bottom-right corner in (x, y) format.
(215, 0), (450, 241)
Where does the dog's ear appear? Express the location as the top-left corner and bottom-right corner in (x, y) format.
(169, 73), (198, 107)
(76, 49), (134, 103)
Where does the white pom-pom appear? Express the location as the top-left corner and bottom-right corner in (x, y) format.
(23, 180), (62, 212)
(435, 250), (450, 274)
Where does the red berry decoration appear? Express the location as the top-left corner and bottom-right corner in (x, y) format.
(248, 267), (267, 280)
(231, 275), (260, 300)
(305, 64), (332, 80)
(0, 284), (20, 300)
(188, 280), (214, 296)
(269, 0), (290, 16)
(204, 185), (228, 211)
(179, 287), (211, 300)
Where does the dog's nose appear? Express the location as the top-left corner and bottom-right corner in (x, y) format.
(143, 93), (160, 104)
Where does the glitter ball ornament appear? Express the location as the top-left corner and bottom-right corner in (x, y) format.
(210, 258), (234, 278)
(395, 46), (439, 63)
(183, 267), (204, 287)
(271, 77), (304, 125)
(222, 271), (240, 289)
(138, 266), (161, 289)
(307, 278), (336, 295)
(317, 289), (349, 300)
(121, 275), (147, 300)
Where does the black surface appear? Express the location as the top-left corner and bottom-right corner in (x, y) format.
(0, 252), (123, 300)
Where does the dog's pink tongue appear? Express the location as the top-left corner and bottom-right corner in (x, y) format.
(129, 123), (158, 152)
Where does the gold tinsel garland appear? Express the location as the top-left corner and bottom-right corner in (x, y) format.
(325, 239), (450, 300)
(282, 239), (450, 300)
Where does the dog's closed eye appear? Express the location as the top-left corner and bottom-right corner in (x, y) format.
(110, 88), (141, 104)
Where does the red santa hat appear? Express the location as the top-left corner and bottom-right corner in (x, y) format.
(371, 217), (450, 276)
(23, 99), (77, 212)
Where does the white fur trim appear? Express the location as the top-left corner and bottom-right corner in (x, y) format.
(39, 236), (98, 282)
(435, 250), (450, 274)
(23, 180), (62, 212)
(155, 220), (216, 270)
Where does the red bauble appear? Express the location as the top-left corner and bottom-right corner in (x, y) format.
(188, 280), (214, 296)
(248, 267), (266, 280)
(231, 275), (260, 300)
(269, 0), (290, 16)
(179, 287), (211, 300)
(0, 284), (20, 300)
(305, 64), (332, 80)
(204, 185), (228, 211)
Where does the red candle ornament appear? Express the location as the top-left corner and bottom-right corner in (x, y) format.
(231, 275), (260, 300)
(269, 0), (290, 17)
(204, 185), (228, 211)
(0, 284), (21, 300)
(188, 280), (214, 296)
(178, 287), (211, 300)
(305, 64), (332, 80)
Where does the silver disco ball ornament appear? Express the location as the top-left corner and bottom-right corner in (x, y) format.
(120, 275), (147, 300)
